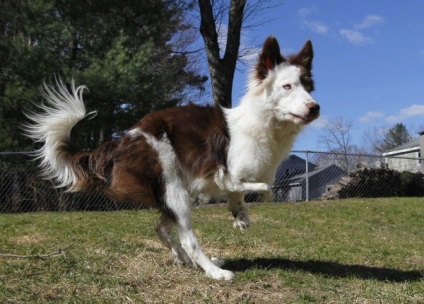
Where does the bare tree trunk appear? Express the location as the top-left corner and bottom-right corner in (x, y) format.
(198, 0), (246, 108)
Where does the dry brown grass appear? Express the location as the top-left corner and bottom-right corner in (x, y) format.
(1, 198), (423, 303)
(12, 234), (48, 245)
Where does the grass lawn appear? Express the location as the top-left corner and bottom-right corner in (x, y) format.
(0, 197), (423, 303)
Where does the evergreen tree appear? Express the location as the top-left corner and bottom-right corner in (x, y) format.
(0, 0), (206, 151)
(381, 123), (413, 151)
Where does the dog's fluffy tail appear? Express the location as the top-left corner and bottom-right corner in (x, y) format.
(24, 79), (113, 191)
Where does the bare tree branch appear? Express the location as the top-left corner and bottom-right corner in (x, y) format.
(319, 117), (356, 171)
(361, 127), (387, 154)
(319, 117), (354, 153)
(0, 238), (81, 260)
(197, 0), (282, 107)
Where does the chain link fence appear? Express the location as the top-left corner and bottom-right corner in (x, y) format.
(0, 152), (140, 213)
(264, 151), (424, 203)
(1, 151), (423, 213)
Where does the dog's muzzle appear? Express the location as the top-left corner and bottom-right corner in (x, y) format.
(305, 101), (320, 121)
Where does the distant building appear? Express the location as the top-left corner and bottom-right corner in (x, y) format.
(382, 131), (424, 173)
(271, 155), (346, 202)
(273, 158), (346, 202)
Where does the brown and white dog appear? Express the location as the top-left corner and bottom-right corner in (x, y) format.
(25, 36), (320, 280)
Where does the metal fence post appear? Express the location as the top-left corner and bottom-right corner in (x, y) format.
(305, 151), (309, 201)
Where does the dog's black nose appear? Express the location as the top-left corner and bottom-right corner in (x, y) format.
(307, 102), (320, 118)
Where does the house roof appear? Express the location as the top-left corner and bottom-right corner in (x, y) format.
(274, 163), (346, 186)
(275, 154), (316, 175)
(383, 138), (420, 156)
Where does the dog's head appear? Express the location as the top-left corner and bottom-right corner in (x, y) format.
(252, 36), (320, 125)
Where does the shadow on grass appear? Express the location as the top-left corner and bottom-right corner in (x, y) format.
(224, 257), (423, 282)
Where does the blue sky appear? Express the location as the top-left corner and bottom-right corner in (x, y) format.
(227, 0), (424, 151)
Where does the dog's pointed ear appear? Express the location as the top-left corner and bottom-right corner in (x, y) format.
(290, 40), (314, 72)
(255, 36), (285, 81)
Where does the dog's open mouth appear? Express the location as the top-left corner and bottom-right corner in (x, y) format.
(290, 113), (315, 124)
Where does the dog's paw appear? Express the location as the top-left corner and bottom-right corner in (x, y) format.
(232, 209), (251, 231)
(206, 269), (235, 281)
(233, 218), (250, 230)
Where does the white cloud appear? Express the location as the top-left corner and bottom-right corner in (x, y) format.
(302, 20), (329, 34)
(354, 15), (385, 29)
(359, 111), (385, 123)
(340, 14), (384, 46)
(298, 7), (312, 19)
(339, 29), (373, 45)
(297, 8), (329, 34)
(386, 104), (424, 123)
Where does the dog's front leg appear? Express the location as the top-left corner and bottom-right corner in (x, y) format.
(241, 182), (273, 202)
(227, 192), (251, 231)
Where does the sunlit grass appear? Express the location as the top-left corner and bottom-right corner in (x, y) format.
(1, 197), (423, 303)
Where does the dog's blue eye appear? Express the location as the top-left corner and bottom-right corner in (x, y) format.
(283, 84), (292, 90)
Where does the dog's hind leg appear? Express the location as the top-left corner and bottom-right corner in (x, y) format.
(164, 184), (234, 280)
(155, 212), (192, 266)
(227, 192), (251, 231)
(144, 133), (234, 280)
(172, 204), (235, 280)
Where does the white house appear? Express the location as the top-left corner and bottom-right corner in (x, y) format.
(382, 131), (424, 173)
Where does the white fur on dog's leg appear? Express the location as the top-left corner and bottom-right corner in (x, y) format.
(206, 268), (235, 281)
(169, 195), (235, 280)
(211, 257), (225, 267)
(208, 258), (233, 281)
(177, 226), (235, 280)
(227, 192), (251, 231)
(171, 249), (181, 265)
(233, 207), (251, 231)
(171, 248), (195, 267)
(155, 214), (194, 266)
